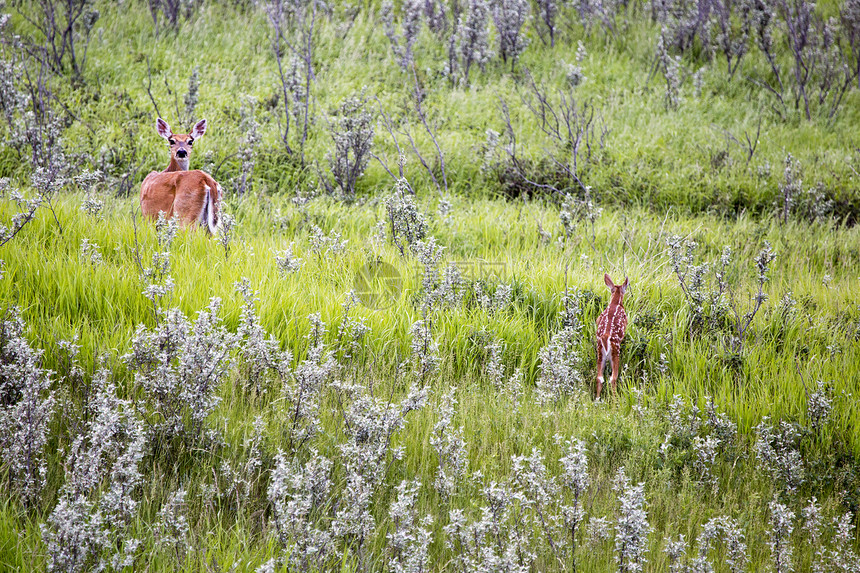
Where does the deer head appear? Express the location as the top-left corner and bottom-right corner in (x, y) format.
(604, 274), (629, 304)
(155, 117), (207, 172)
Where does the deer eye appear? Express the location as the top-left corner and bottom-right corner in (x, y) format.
(168, 138), (176, 145)
(187, 138), (193, 145)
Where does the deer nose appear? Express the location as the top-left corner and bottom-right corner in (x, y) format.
(176, 149), (188, 158)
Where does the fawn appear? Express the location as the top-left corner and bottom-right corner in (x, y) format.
(595, 274), (628, 399)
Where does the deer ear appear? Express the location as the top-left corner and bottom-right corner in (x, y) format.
(156, 118), (172, 140)
(621, 277), (629, 294)
(604, 273), (614, 289)
(190, 119), (207, 139)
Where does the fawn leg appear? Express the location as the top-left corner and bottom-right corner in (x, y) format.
(596, 343), (607, 399)
(610, 347), (621, 395)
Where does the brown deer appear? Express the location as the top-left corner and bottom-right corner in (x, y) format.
(139, 118), (221, 233)
(595, 274), (629, 399)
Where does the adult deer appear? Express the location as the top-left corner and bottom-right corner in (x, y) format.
(595, 274), (629, 399)
(139, 118), (221, 233)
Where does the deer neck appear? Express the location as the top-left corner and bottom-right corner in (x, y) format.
(610, 292), (625, 309)
(165, 156), (190, 172)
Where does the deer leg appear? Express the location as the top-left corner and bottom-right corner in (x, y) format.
(596, 341), (607, 399)
(610, 346), (621, 396)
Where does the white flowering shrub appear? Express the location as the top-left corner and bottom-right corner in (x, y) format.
(410, 317), (440, 382)
(42, 370), (145, 572)
(140, 213), (179, 318)
(430, 388), (467, 500)
(155, 488), (190, 561)
(124, 298), (235, 454)
(485, 340), (505, 391)
(219, 415), (268, 512)
(767, 498), (794, 573)
(559, 189), (602, 245)
(387, 479), (434, 573)
(332, 380), (428, 562)
(536, 290), (584, 405)
(284, 313), (336, 452)
(817, 513), (860, 571)
(587, 515), (613, 548)
(217, 212), (236, 260)
(326, 90), (374, 198)
(667, 235), (776, 358)
(511, 447), (565, 563)
(0, 306), (55, 508)
(309, 224), (348, 259)
(491, 282), (513, 314)
(77, 169), (105, 219)
(705, 396), (737, 451)
(235, 279), (293, 396)
(412, 237), (445, 312)
(558, 436), (589, 567)
(697, 515), (748, 573)
(0, 184), (42, 249)
(613, 468), (650, 573)
(503, 367), (525, 413)
(565, 61), (586, 88)
(275, 242), (303, 275)
(268, 449), (334, 571)
(754, 418), (805, 494)
(385, 180), (429, 256)
(491, 0), (529, 70)
(659, 395), (700, 450)
(664, 534), (688, 573)
(665, 235), (714, 331)
(0, 49), (72, 233)
(331, 466), (376, 562)
(805, 380), (832, 431)
(457, 0), (493, 85)
(691, 435), (720, 492)
(655, 32), (686, 109)
(658, 395), (740, 492)
(79, 238), (103, 266)
(382, 0), (424, 69)
(335, 293), (370, 363)
(444, 481), (532, 573)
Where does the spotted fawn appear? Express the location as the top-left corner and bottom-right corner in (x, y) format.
(595, 274), (628, 398)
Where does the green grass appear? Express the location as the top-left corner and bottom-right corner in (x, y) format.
(5, 1), (860, 216)
(2, 189), (859, 569)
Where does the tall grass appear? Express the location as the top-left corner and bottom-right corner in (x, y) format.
(2, 189), (859, 568)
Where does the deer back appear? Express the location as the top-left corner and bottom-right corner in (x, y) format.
(140, 170), (220, 229)
(596, 302), (627, 349)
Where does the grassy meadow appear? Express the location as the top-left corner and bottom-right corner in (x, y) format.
(1, 0), (860, 571)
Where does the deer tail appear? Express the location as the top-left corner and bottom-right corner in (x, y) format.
(199, 185), (218, 235)
(200, 183), (221, 235)
(211, 183), (222, 231)
(597, 337), (610, 359)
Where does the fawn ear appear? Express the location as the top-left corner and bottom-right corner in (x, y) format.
(621, 277), (629, 294)
(190, 119), (207, 140)
(604, 273), (614, 289)
(156, 118), (172, 140)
